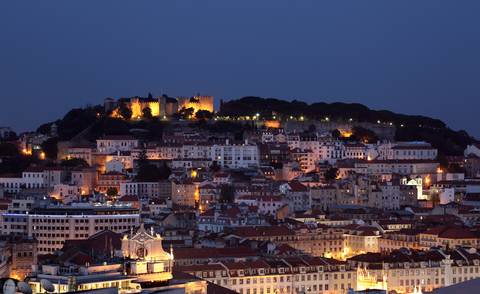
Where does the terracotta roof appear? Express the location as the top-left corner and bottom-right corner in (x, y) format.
(99, 135), (136, 140)
(287, 181), (308, 192)
(174, 247), (258, 260)
(118, 195), (139, 202)
(422, 226), (479, 239)
(231, 226), (294, 237)
(464, 193), (480, 202)
(392, 145), (434, 150)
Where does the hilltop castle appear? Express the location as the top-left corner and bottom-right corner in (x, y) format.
(106, 94), (214, 119)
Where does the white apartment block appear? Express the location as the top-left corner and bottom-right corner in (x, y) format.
(210, 140), (259, 169)
(320, 142), (346, 163)
(66, 146), (94, 166)
(0, 168), (64, 193)
(120, 181), (161, 200)
(355, 160), (439, 176)
(344, 143), (367, 160)
(368, 182), (401, 210)
(179, 257), (356, 294)
(96, 135), (139, 154)
(349, 247), (480, 294)
(377, 142), (437, 161)
(1, 205), (140, 254)
(131, 144), (182, 160)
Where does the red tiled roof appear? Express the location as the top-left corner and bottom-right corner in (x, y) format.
(99, 135), (136, 140)
(288, 181), (308, 192)
(174, 247), (258, 260)
(392, 145), (434, 150)
(422, 226), (479, 239)
(118, 195), (139, 202)
(231, 226), (294, 237)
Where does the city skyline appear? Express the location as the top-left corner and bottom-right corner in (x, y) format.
(2, 2), (480, 293)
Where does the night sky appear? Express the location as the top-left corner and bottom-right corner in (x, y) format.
(1, 1), (480, 136)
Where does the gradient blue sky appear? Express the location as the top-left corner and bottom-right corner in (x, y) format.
(1, 1), (480, 136)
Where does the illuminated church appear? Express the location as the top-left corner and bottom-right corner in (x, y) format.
(122, 224), (174, 283)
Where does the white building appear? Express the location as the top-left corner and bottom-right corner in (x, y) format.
(0, 167), (64, 193)
(1, 204), (140, 254)
(96, 135), (139, 154)
(377, 142), (437, 161)
(210, 140), (259, 169)
(179, 257), (357, 294)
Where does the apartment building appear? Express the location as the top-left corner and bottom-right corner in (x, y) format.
(230, 225), (345, 259)
(2, 204), (140, 254)
(348, 247), (480, 293)
(96, 135), (139, 154)
(210, 140), (259, 169)
(178, 256), (357, 294)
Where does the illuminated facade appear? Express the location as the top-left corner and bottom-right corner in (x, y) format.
(110, 95), (214, 120)
(179, 257), (357, 294)
(121, 224), (174, 283)
(177, 95), (214, 114)
(356, 266), (387, 292)
(129, 97), (161, 119)
(348, 247), (480, 294)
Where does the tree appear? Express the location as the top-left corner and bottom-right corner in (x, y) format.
(136, 163), (171, 182)
(57, 107), (99, 140)
(430, 191), (441, 206)
(136, 146), (171, 181)
(324, 167), (338, 181)
(119, 103), (132, 120)
(331, 129), (341, 139)
(352, 127), (378, 143)
(147, 92), (153, 99)
(210, 161), (221, 172)
(142, 107), (152, 120)
(0, 130), (17, 141)
(41, 137), (58, 160)
(220, 184), (235, 203)
(0, 142), (19, 157)
(61, 158), (89, 168)
(106, 187), (118, 197)
(157, 162), (172, 180)
(178, 107), (195, 119)
(137, 145), (148, 168)
(195, 110), (213, 120)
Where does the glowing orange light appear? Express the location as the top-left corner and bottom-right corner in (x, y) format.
(191, 170), (198, 178)
(425, 176), (431, 185)
(265, 120), (280, 128)
(22, 148), (32, 155)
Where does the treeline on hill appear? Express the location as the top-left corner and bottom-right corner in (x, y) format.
(36, 105), (167, 143)
(220, 97), (477, 156)
(219, 97), (446, 128)
(31, 97), (477, 159)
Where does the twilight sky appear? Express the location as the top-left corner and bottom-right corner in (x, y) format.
(1, 1), (480, 136)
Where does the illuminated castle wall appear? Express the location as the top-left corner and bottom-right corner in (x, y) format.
(177, 95), (214, 113)
(109, 95), (214, 120)
(129, 98), (160, 119)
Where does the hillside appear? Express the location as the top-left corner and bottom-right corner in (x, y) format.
(31, 96), (477, 160)
(219, 97), (476, 156)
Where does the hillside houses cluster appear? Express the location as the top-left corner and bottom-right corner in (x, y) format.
(2, 120), (480, 294)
